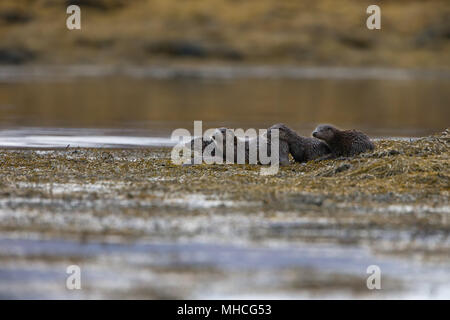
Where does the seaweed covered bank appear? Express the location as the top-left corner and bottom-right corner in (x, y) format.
(0, 129), (448, 299)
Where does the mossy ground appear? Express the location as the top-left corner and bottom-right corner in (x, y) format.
(0, 130), (448, 237)
(0, 129), (448, 298)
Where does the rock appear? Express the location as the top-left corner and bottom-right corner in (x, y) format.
(0, 9), (32, 24)
(145, 40), (244, 60)
(335, 163), (352, 174)
(338, 33), (373, 49)
(0, 47), (35, 64)
(146, 40), (208, 58)
(101, 152), (114, 163)
(388, 149), (400, 156)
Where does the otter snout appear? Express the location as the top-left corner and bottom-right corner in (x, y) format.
(312, 131), (318, 138)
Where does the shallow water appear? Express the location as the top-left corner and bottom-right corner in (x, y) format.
(1, 235), (449, 299)
(0, 127), (174, 148)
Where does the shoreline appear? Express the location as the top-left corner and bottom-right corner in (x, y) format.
(0, 135), (425, 149)
(0, 127), (434, 149)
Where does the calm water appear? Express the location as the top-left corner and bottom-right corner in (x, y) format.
(0, 69), (449, 147)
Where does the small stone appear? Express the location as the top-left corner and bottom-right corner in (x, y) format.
(101, 152), (114, 162)
(335, 163), (352, 174)
(388, 149), (400, 156)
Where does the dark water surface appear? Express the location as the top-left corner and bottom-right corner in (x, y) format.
(0, 69), (448, 147)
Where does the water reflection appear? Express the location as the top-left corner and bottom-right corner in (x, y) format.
(0, 75), (449, 142)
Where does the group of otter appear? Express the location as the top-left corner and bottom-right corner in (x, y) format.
(188, 124), (375, 165)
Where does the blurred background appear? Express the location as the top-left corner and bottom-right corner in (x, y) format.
(0, 0), (448, 145)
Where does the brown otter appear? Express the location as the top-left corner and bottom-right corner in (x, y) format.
(208, 127), (242, 162)
(267, 123), (331, 163)
(312, 124), (375, 158)
(185, 127), (238, 162)
(187, 127), (234, 157)
(188, 136), (214, 154)
(212, 127), (291, 165)
(266, 124), (296, 166)
(183, 128), (229, 165)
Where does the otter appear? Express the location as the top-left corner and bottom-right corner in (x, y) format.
(211, 127), (254, 163)
(267, 124), (331, 163)
(312, 124), (375, 158)
(184, 128), (231, 165)
(263, 127), (291, 166)
(187, 136), (214, 155)
(185, 127), (238, 163)
(211, 127), (234, 160)
(187, 127), (235, 157)
(212, 127), (291, 165)
(183, 136), (214, 165)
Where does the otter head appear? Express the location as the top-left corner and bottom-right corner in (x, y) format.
(266, 123), (291, 142)
(312, 124), (337, 142)
(211, 127), (236, 145)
